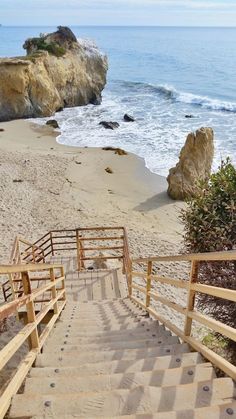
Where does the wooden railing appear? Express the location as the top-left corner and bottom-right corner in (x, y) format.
(130, 250), (236, 381)
(2, 227), (132, 302)
(76, 227), (128, 272)
(0, 263), (66, 418)
(2, 237), (46, 302)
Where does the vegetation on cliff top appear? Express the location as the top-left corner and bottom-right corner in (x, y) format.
(28, 37), (66, 57)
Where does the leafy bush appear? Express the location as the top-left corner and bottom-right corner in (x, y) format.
(31, 38), (66, 57)
(181, 159), (236, 354)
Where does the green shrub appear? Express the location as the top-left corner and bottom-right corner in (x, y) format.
(181, 158), (236, 356)
(31, 38), (66, 57)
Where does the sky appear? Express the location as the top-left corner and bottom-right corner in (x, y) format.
(1, 0), (236, 26)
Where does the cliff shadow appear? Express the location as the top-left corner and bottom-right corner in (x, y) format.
(133, 191), (175, 212)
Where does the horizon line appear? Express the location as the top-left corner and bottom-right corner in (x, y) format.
(1, 24), (236, 28)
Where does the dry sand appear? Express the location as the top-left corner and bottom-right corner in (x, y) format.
(0, 119), (194, 392)
(0, 119), (185, 264)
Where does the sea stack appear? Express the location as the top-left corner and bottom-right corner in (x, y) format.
(0, 26), (108, 121)
(167, 127), (214, 200)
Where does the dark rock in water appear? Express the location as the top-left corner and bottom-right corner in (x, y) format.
(124, 113), (135, 122)
(102, 146), (127, 156)
(46, 119), (59, 129)
(185, 114), (194, 118)
(99, 121), (119, 130)
(89, 94), (102, 106)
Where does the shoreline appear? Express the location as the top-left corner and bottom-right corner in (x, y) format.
(0, 119), (185, 261)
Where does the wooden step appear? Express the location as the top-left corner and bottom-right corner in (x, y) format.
(31, 352), (204, 378)
(54, 319), (148, 329)
(28, 402), (236, 419)
(24, 363), (215, 394)
(35, 344), (194, 368)
(44, 335), (180, 354)
(44, 327), (171, 346)
(53, 319), (155, 333)
(9, 378), (235, 417)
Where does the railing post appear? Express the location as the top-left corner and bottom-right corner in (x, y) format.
(184, 260), (199, 336)
(50, 268), (59, 314)
(128, 261), (133, 297)
(21, 271), (39, 350)
(60, 266), (66, 301)
(32, 246), (36, 263)
(50, 232), (54, 256)
(76, 229), (81, 271)
(146, 261), (152, 308)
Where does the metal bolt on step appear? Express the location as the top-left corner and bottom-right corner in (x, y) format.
(152, 334), (156, 337)
(50, 383), (55, 388)
(188, 370), (194, 376)
(203, 385), (210, 392)
(64, 341), (67, 344)
(61, 348), (64, 351)
(226, 408), (234, 415)
(176, 358), (181, 363)
(158, 341), (162, 344)
(44, 401), (51, 407)
(54, 369), (59, 373)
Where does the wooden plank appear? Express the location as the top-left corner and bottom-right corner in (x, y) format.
(184, 261), (198, 336)
(0, 263), (62, 274)
(131, 283), (146, 293)
(188, 311), (236, 342)
(50, 268), (59, 315)
(80, 256), (122, 261)
(77, 227), (124, 231)
(35, 289), (65, 324)
(21, 271), (39, 350)
(0, 350), (37, 419)
(132, 271), (146, 278)
(82, 246), (124, 251)
(133, 249), (236, 263)
(151, 275), (188, 289)
(191, 283), (236, 302)
(146, 261), (152, 308)
(79, 236), (124, 241)
(149, 292), (187, 315)
(0, 322), (37, 370)
(0, 277), (64, 320)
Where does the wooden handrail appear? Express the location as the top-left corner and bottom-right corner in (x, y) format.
(130, 250), (236, 380)
(0, 263), (66, 418)
(133, 249), (236, 263)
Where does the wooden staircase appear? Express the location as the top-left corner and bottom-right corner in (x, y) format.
(8, 296), (236, 418)
(0, 227), (236, 418)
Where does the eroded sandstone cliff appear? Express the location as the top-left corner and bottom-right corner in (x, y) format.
(167, 127), (214, 200)
(0, 27), (108, 121)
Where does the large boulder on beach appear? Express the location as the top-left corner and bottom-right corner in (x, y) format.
(0, 26), (108, 122)
(167, 127), (214, 200)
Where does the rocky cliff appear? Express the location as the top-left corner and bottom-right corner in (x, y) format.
(0, 27), (108, 121)
(167, 127), (214, 200)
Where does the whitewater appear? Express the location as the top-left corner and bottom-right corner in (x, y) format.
(1, 26), (236, 175)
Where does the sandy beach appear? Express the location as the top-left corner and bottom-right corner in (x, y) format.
(0, 119), (185, 265)
(0, 118), (190, 391)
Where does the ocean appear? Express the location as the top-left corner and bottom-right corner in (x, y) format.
(0, 26), (236, 175)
